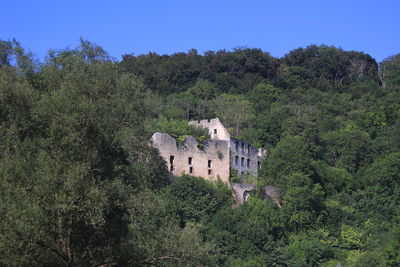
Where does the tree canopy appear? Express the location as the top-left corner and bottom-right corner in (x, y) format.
(1, 39), (399, 266)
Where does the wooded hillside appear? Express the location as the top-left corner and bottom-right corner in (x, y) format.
(1, 39), (399, 266)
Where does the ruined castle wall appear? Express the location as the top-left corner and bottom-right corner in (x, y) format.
(188, 118), (266, 178)
(189, 118), (230, 141)
(230, 138), (263, 178)
(151, 132), (230, 183)
(231, 183), (280, 206)
(231, 183), (255, 204)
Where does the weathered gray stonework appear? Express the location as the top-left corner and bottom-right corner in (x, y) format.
(151, 132), (230, 183)
(151, 118), (268, 199)
(231, 183), (255, 204)
(189, 118), (266, 179)
(231, 183), (281, 207)
(230, 138), (266, 178)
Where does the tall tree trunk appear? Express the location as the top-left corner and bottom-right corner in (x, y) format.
(59, 213), (74, 267)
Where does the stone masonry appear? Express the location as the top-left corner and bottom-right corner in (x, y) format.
(189, 118), (266, 179)
(151, 118), (266, 183)
(151, 132), (230, 183)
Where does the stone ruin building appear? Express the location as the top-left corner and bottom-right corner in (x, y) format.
(150, 118), (280, 204)
(151, 131), (231, 182)
(151, 118), (266, 183)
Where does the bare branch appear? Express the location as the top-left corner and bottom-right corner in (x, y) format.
(35, 241), (69, 265)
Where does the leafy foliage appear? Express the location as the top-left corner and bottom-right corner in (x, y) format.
(1, 39), (399, 266)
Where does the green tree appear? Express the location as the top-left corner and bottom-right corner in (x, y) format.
(206, 198), (285, 265)
(211, 93), (255, 136)
(285, 233), (334, 267)
(248, 83), (283, 113)
(322, 122), (374, 173)
(164, 175), (232, 226)
(281, 173), (325, 232)
(380, 53), (400, 88)
(252, 104), (292, 147)
(384, 224), (400, 266)
(121, 190), (217, 266)
(260, 135), (312, 188)
(0, 40), (170, 266)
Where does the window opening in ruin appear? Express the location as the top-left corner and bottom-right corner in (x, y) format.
(208, 119), (211, 122)
(169, 155), (175, 172)
(241, 143), (244, 153)
(257, 161), (261, 170)
(241, 157), (244, 167)
(235, 156), (239, 165)
(189, 167), (193, 174)
(208, 160), (212, 168)
(208, 169), (212, 175)
(243, 191), (250, 202)
(247, 159), (250, 167)
(248, 144), (251, 154)
(188, 157), (192, 165)
(241, 171), (244, 177)
(235, 141), (239, 151)
(214, 129), (217, 135)
(198, 120), (200, 123)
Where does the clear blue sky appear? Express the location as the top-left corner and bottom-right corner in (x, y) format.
(2, 0), (399, 62)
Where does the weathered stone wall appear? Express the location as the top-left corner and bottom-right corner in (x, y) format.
(189, 118), (231, 141)
(189, 118), (266, 179)
(152, 118), (266, 184)
(151, 132), (230, 183)
(231, 183), (280, 206)
(231, 183), (255, 204)
(230, 138), (264, 178)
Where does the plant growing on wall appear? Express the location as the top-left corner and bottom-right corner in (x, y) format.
(149, 117), (210, 149)
(229, 167), (240, 183)
(244, 172), (257, 185)
(196, 135), (207, 150)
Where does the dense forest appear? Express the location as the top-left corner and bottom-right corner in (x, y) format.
(0, 38), (399, 266)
